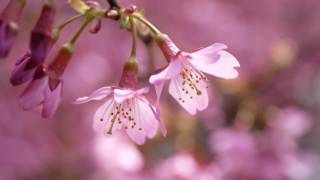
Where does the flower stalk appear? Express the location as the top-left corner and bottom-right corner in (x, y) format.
(69, 15), (94, 45)
(131, 13), (162, 36)
(129, 16), (137, 61)
(106, 0), (120, 9)
(53, 14), (84, 41)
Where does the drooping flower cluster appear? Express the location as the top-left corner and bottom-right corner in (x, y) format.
(0, 0), (239, 144)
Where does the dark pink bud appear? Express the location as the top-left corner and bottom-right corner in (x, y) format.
(10, 3), (55, 86)
(125, 5), (137, 14)
(89, 19), (101, 34)
(47, 43), (74, 79)
(119, 60), (139, 89)
(0, 0), (26, 58)
(10, 51), (35, 86)
(26, 2), (56, 70)
(19, 66), (63, 119)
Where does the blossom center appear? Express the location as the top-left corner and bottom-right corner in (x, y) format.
(178, 64), (208, 102)
(99, 99), (143, 135)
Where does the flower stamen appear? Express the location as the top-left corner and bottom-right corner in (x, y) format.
(180, 64), (208, 98)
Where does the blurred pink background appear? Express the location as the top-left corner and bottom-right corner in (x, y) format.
(0, 0), (320, 179)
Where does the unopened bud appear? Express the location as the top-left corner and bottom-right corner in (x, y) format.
(89, 19), (101, 34)
(47, 43), (74, 79)
(26, 2), (56, 69)
(0, 0), (26, 57)
(125, 5), (137, 14)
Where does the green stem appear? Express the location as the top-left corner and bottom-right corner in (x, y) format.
(129, 17), (137, 60)
(69, 15), (94, 45)
(57, 14), (85, 30)
(131, 13), (161, 36)
(53, 14), (85, 40)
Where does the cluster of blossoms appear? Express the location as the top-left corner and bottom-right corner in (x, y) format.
(0, 0), (239, 144)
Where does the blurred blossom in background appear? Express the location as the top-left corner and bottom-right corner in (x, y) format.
(0, 0), (320, 180)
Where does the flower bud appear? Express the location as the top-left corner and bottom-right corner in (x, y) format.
(125, 5), (137, 14)
(10, 2), (55, 86)
(47, 43), (74, 79)
(89, 19), (101, 34)
(26, 2), (56, 70)
(0, 0), (26, 58)
(10, 51), (32, 85)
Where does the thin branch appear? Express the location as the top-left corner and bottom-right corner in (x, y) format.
(107, 0), (120, 9)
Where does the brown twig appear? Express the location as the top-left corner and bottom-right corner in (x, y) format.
(107, 0), (120, 9)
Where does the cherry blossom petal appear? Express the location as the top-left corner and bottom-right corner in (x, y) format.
(73, 86), (112, 104)
(191, 43), (227, 57)
(113, 89), (136, 103)
(154, 82), (165, 105)
(126, 129), (146, 145)
(152, 82), (167, 136)
(169, 77), (196, 115)
(136, 97), (159, 138)
(93, 97), (115, 133)
(42, 81), (63, 119)
(10, 51), (34, 86)
(217, 50), (240, 67)
(124, 98), (145, 145)
(195, 86), (209, 111)
(149, 58), (184, 84)
(19, 77), (47, 110)
(135, 87), (150, 95)
(190, 50), (240, 79)
(168, 74), (209, 115)
(126, 118), (146, 144)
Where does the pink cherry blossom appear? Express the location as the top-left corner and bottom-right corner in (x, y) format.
(74, 86), (159, 145)
(150, 35), (240, 115)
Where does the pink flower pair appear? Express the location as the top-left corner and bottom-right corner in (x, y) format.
(75, 34), (240, 144)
